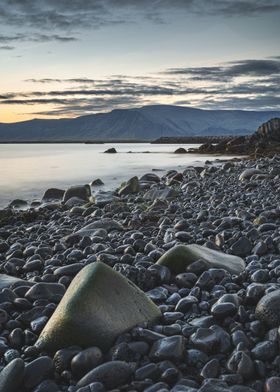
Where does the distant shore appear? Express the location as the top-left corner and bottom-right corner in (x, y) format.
(0, 136), (234, 144)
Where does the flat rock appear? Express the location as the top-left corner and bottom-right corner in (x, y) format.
(94, 192), (119, 207)
(156, 244), (245, 275)
(36, 262), (161, 352)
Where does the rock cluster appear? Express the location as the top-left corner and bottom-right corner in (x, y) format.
(190, 118), (280, 157)
(1, 155), (280, 391)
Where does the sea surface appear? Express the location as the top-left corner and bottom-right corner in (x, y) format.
(0, 143), (236, 207)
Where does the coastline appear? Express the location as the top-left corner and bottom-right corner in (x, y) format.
(1, 153), (280, 391)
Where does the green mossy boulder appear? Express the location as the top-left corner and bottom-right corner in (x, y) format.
(36, 262), (161, 352)
(156, 244), (245, 275)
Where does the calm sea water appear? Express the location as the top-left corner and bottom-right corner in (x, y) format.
(0, 143), (235, 207)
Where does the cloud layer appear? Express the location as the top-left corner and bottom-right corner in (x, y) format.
(1, 57), (279, 116)
(0, 0), (280, 47)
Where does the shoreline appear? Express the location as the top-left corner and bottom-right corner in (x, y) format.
(0, 153), (280, 391)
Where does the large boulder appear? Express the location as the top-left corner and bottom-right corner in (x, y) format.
(36, 262), (161, 352)
(156, 244), (245, 275)
(254, 118), (280, 142)
(63, 185), (91, 203)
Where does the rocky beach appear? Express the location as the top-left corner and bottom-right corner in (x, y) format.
(1, 148), (280, 392)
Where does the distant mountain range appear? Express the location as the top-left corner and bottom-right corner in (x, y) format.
(1, 105), (280, 142)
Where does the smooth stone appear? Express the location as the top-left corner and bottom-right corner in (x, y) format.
(25, 283), (65, 301)
(53, 348), (80, 373)
(200, 358), (220, 378)
(156, 244), (245, 275)
(36, 262), (161, 352)
(24, 356), (54, 389)
(0, 274), (31, 290)
(190, 328), (219, 353)
(33, 380), (60, 392)
(76, 361), (132, 389)
(255, 289), (280, 327)
(71, 347), (103, 377)
(75, 219), (123, 237)
(211, 302), (237, 319)
(42, 188), (65, 201)
(63, 185), (91, 203)
(140, 173), (160, 183)
(54, 264), (84, 277)
(150, 335), (185, 362)
(239, 168), (263, 180)
(0, 358), (25, 392)
(251, 341), (277, 360)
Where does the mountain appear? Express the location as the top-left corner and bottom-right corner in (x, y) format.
(1, 105), (280, 141)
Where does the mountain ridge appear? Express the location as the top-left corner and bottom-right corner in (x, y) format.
(1, 105), (280, 141)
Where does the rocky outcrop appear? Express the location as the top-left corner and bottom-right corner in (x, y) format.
(254, 118), (280, 142)
(189, 118), (280, 156)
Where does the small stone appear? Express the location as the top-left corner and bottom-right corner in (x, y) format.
(200, 358), (220, 378)
(265, 377), (280, 392)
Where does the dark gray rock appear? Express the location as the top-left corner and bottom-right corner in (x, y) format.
(76, 361), (132, 389)
(0, 358), (25, 392)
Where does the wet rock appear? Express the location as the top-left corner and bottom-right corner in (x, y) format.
(174, 148), (187, 154)
(156, 244), (245, 275)
(76, 361), (132, 389)
(36, 262), (161, 352)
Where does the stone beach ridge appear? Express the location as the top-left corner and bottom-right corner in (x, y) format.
(1, 152), (280, 391)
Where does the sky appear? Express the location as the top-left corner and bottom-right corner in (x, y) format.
(0, 0), (280, 123)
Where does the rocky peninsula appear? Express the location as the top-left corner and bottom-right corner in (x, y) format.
(1, 149), (280, 391)
(189, 118), (280, 157)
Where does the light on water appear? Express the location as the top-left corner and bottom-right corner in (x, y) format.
(0, 143), (235, 207)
